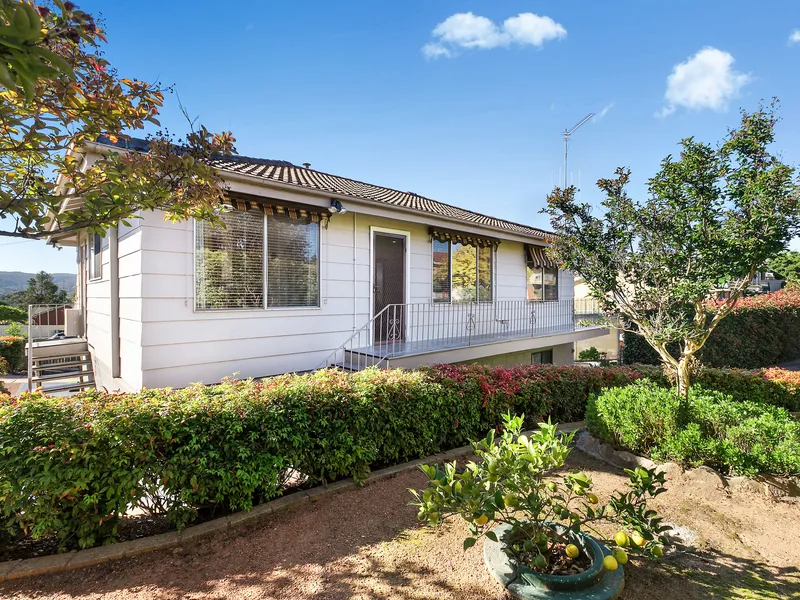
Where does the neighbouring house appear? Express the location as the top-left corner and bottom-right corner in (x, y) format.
(39, 137), (608, 392)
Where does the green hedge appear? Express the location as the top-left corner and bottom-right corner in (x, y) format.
(0, 335), (24, 373)
(1, 362), (798, 551)
(628, 364), (800, 411)
(0, 365), (644, 550)
(623, 289), (800, 369)
(586, 381), (800, 477)
(0, 304), (26, 323)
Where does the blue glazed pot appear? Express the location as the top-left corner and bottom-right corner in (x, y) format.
(483, 522), (624, 600)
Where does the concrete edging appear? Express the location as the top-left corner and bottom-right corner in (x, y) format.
(0, 421), (585, 583)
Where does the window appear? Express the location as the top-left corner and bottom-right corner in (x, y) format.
(196, 210), (264, 310)
(267, 213), (320, 308)
(432, 239), (492, 303)
(526, 262), (558, 301)
(432, 239), (451, 302)
(88, 233), (102, 280)
(531, 349), (553, 365)
(195, 209), (320, 310)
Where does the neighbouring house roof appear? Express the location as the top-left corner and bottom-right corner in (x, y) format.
(94, 136), (552, 242)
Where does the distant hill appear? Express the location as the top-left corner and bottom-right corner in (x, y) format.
(0, 271), (76, 297)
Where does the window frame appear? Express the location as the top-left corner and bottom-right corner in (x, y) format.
(526, 261), (559, 302)
(431, 239), (493, 304)
(531, 349), (554, 365)
(88, 233), (102, 282)
(193, 211), (322, 313)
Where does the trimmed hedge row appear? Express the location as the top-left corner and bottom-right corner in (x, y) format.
(629, 364), (800, 411)
(1, 363), (798, 551)
(0, 335), (24, 373)
(623, 289), (800, 369)
(587, 381), (800, 476)
(0, 365), (644, 550)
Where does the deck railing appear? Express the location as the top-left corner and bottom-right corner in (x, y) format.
(322, 298), (605, 370)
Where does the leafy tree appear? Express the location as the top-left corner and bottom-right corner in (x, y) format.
(544, 103), (800, 397)
(18, 270), (70, 305)
(768, 250), (800, 283)
(0, 0), (236, 241)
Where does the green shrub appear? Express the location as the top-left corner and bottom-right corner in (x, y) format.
(0, 335), (24, 372)
(627, 364), (800, 411)
(578, 346), (604, 361)
(0, 304), (26, 324)
(0, 356), (8, 376)
(1, 366), (644, 550)
(623, 289), (800, 369)
(587, 382), (800, 477)
(1, 361), (798, 552)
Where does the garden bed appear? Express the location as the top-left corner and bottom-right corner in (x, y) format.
(0, 448), (797, 600)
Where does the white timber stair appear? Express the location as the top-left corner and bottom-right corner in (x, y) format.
(28, 338), (95, 394)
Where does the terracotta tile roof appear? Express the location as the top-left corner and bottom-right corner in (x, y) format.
(96, 136), (551, 241)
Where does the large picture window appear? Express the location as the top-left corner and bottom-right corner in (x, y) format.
(432, 240), (492, 303)
(195, 209), (320, 310)
(526, 262), (558, 302)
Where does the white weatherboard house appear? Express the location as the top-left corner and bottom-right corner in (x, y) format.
(38, 138), (607, 393)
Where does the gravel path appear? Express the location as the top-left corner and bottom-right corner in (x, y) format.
(2, 450), (799, 599)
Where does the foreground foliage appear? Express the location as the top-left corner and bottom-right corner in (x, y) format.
(587, 381), (800, 476)
(0, 0), (235, 240)
(412, 414), (669, 575)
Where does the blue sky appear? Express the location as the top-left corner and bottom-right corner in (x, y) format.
(3, 0), (800, 275)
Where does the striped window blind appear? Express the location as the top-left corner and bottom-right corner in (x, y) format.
(267, 214), (320, 308)
(195, 210), (265, 310)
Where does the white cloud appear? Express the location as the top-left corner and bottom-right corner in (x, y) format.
(422, 43), (452, 59)
(790, 29), (800, 45)
(593, 102), (615, 122)
(422, 12), (566, 59)
(658, 47), (751, 117)
(503, 13), (567, 47)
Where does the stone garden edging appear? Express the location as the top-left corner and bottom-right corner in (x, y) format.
(575, 430), (800, 500)
(0, 421), (586, 583)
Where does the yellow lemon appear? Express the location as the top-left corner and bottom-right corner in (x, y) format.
(612, 549), (628, 565)
(603, 555), (619, 571)
(565, 544), (580, 559)
(614, 531), (630, 547)
(631, 532), (646, 547)
(586, 492), (599, 504)
(475, 514), (489, 526)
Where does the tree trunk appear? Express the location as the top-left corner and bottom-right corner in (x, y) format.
(676, 358), (691, 398)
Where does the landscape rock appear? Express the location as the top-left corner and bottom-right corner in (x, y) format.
(727, 476), (764, 495)
(682, 466), (726, 494)
(656, 462), (682, 480)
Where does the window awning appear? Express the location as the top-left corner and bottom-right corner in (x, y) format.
(526, 244), (557, 268)
(229, 197), (330, 227)
(428, 226), (500, 248)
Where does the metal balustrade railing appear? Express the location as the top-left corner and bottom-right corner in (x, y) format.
(321, 298), (605, 371)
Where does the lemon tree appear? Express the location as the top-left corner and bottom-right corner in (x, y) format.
(411, 414), (671, 573)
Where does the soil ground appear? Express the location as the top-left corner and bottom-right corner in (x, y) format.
(1, 449), (798, 600)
